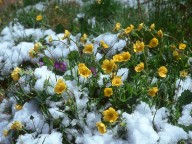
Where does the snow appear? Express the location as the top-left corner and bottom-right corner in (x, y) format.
(116, 68), (129, 81)
(122, 102), (159, 144)
(178, 103), (192, 126)
(174, 76), (192, 99)
(158, 124), (187, 144)
(16, 131), (62, 144)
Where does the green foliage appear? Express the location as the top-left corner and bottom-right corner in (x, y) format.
(85, 0), (120, 21)
(148, 0), (192, 41)
(177, 90), (192, 107)
(23, 0), (46, 7)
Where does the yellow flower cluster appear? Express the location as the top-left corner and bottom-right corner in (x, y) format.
(96, 107), (119, 134)
(133, 40), (145, 53)
(83, 43), (94, 54)
(10, 121), (23, 130)
(54, 79), (67, 94)
(11, 67), (21, 81)
(113, 52), (131, 62)
(78, 63), (92, 78)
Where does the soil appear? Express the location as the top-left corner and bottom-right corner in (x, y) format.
(0, 0), (18, 9)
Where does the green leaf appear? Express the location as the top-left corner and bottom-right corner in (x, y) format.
(177, 90), (192, 106)
(42, 57), (54, 67)
(55, 24), (64, 34)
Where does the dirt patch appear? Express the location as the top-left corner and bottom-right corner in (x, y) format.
(0, 0), (18, 9)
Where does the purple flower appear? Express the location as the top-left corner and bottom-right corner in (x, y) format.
(60, 62), (67, 71)
(39, 61), (44, 67)
(54, 61), (67, 72)
(54, 62), (60, 69)
(90, 67), (97, 77)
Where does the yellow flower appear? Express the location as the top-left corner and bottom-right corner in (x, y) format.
(48, 36), (53, 43)
(18, 0), (23, 5)
(149, 38), (158, 48)
(55, 5), (59, 10)
(80, 33), (87, 43)
(96, 122), (106, 134)
(100, 40), (109, 49)
(78, 64), (92, 78)
(157, 29), (163, 38)
(172, 51), (181, 60)
(11, 67), (21, 81)
(11, 121), (23, 130)
(158, 66), (168, 78)
(120, 52), (131, 61)
(101, 59), (116, 74)
(170, 44), (176, 49)
(78, 63), (86, 68)
(148, 87), (158, 97)
(113, 54), (123, 62)
(3, 129), (8, 137)
(34, 42), (40, 52)
(29, 48), (35, 58)
(180, 70), (188, 78)
(172, 50), (179, 57)
(63, 30), (70, 39)
(83, 43), (94, 54)
(150, 23), (155, 30)
(15, 104), (23, 110)
(96, 0), (102, 4)
(36, 15), (42, 21)
(103, 107), (118, 123)
(138, 23), (144, 31)
(134, 62), (144, 72)
(124, 24), (134, 34)
(114, 22), (121, 31)
(104, 88), (113, 97)
(133, 40), (145, 53)
(54, 79), (67, 94)
(112, 76), (122, 86)
(179, 43), (186, 50)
